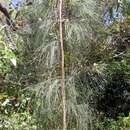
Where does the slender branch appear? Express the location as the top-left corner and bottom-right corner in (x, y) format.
(59, 0), (67, 130)
(0, 3), (16, 31)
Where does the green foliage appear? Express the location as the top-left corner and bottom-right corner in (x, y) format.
(0, 47), (16, 74)
(0, 112), (37, 130)
(0, 1), (130, 130)
(0, 22), (36, 129)
(0, 90), (36, 129)
(16, 0), (107, 129)
(96, 51), (130, 118)
(97, 114), (130, 130)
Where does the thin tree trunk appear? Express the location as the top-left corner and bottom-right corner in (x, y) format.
(59, 0), (67, 130)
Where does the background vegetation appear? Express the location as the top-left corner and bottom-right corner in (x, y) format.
(0, 0), (130, 130)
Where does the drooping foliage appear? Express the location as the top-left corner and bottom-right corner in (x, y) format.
(15, 0), (108, 129)
(1, 0), (130, 130)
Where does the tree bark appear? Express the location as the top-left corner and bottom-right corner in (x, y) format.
(0, 3), (16, 31)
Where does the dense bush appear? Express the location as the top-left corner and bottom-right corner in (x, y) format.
(97, 114), (130, 130)
(97, 53), (130, 117)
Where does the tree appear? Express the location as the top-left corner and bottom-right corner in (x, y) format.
(13, 0), (108, 129)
